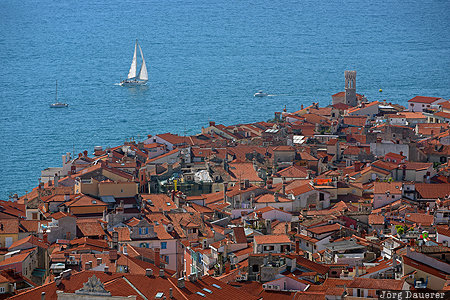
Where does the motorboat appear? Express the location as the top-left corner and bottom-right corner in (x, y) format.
(50, 102), (69, 108)
(120, 39), (148, 86)
(50, 81), (69, 108)
(254, 90), (269, 97)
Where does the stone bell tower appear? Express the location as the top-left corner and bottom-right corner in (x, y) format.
(344, 70), (357, 107)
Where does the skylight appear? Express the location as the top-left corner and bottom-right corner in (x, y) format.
(212, 284), (222, 289)
(202, 288), (212, 294)
(155, 292), (164, 299)
(196, 292), (206, 297)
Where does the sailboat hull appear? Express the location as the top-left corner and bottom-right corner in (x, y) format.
(120, 79), (148, 86)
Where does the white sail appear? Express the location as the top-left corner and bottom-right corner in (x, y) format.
(137, 43), (148, 81)
(127, 41), (138, 79)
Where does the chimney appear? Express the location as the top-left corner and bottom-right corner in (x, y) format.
(274, 193), (279, 202)
(41, 292), (46, 300)
(285, 223), (289, 234)
(104, 265), (109, 273)
(209, 121), (216, 127)
(177, 277), (185, 289)
(112, 231), (118, 250)
(169, 288), (173, 299)
(282, 177), (286, 194)
(146, 268), (153, 277)
(97, 257), (102, 265)
(223, 182), (228, 200)
(295, 240), (300, 253)
(83, 150), (88, 157)
(54, 174), (59, 187)
(301, 104), (304, 110)
(64, 194), (70, 201)
(85, 261), (91, 270)
(159, 268), (165, 277)
(154, 248), (160, 267)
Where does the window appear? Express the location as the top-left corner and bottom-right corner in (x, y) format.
(165, 256), (169, 263)
(252, 264), (259, 272)
(0, 287), (4, 293)
(161, 242), (167, 249)
(319, 193), (324, 201)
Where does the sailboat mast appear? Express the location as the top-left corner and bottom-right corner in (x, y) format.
(56, 80), (58, 101)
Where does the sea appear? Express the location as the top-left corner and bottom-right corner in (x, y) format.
(0, 0), (449, 200)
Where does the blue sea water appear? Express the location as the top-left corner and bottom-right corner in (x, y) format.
(0, 0), (449, 199)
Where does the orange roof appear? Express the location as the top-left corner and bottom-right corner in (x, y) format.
(254, 234), (291, 245)
(228, 162), (262, 182)
(368, 214), (384, 225)
(9, 235), (48, 250)
(405, 213), (433, 227)
(286, 183), (314, 196)
(276, 165), (308, 178)
(255, 193), (292, 203)
(408, 96), (442, 103)
(0, 219), (19, 234)
(0, 251), (33, 267)
(348, 278), (404, 290)
(307, 223), (341, 235)
(373, 182), (402, 195)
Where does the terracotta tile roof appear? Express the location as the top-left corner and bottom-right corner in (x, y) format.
(254, 234), (291, 245)
(0, 219), (19, 234)
(368, 214), (384, 225)
(76, 220), (105, 237)
(348, 278), (404, 290)
(50, 211), (75, 220)
(415, 183), (450, 199)
(141, 194), (176, 212)
(9, 235), (48, 250)
(228, 162), (262, 182)
(286, 183), (314, 196)
(255, 193), (293, 203)
(64, 194), (107, 207)
(373, 182), (402, 195)
(0, 250), (33, 267)
(276, 165), (308, 178)
(405, 213), (434, 226)
(437, 226), (450, 238)
(307, 223), (341, 235)
(408, 96), (442, 103)
(296, 256), (329, 274)
(233, 227), (247, 244)
(295, 233), (319, 244)
(19, 220), (49, 233)
(402, 255), (448, 279)
(343, 116), (368, 127)
(114, 227), (131, 242)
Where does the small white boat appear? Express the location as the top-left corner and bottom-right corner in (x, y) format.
(50, 81), (69, 108)
(254, 90), (269, 97)
(50, 102), (69, 108)
(120, 39), (148, 86)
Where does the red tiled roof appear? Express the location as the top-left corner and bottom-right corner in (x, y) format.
(368, 214), (384, 225)
(307, 223), (341, 235)
(408, 96), (442, 104)
(405, 213), (433, 227)
(348, 278), (404, 290)
(0, 219), (19, 234)
(373, 182), (402, 195)
(254, 234), (291, 245)
(403, 255), (448, 279)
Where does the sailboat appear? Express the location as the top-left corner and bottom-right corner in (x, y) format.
(50, 80), (68, 108)
(120, 40), (148, 86)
